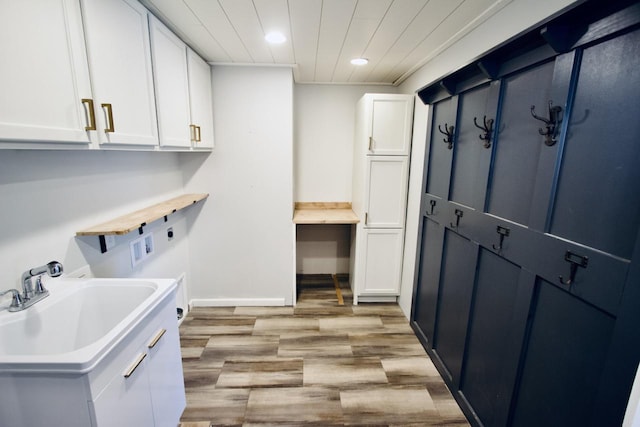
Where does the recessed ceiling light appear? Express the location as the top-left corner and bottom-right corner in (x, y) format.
(265, 31), (286, 44)
(351, 58), (369, 66)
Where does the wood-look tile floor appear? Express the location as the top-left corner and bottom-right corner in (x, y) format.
(178, 275), (469, 427)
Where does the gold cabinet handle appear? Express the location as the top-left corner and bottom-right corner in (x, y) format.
(148, 328), (166, 349)
(101, 103), (115, 133)
(81, 99), (96, 131)
(365, 212), (368, 225)
(123, 353), (146, 378)
(195, 125), (201, 142)
(190, 124), (196, 142)
(368, 136), (373, 151)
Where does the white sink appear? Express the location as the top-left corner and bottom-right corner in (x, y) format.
(0, 277), (177, 373)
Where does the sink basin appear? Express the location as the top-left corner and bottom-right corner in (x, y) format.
(0, 277), (177, 373)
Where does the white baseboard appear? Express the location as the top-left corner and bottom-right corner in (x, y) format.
(190, 298), (286, 307)
(357, 295), (398, 303)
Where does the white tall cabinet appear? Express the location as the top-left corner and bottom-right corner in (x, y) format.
(350, 94), (414, 303)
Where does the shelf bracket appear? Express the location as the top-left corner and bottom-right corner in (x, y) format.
(99, 235), (107, 254)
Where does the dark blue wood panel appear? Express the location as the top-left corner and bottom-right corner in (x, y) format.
(413, 218), (445, 346)
(510, 279), (615, 426)
(426, 97), (457, 198)
(449, 83), (498, 210)
(549, 28), (640, 259)
(459, 250), (530, 427)
(486, 61), (555, 225)
(433, 230), (477, 385)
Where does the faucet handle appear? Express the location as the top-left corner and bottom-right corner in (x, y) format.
(1, 289), (24, 309)
(34, 276), (48, 295)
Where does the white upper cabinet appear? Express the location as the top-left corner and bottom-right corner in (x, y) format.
(0, 0), (94, 145)
(365, 94), (413, 155)
(81, 0), (159, 146)
(149, 16), (191, 148)
(187, 49), (214, 149)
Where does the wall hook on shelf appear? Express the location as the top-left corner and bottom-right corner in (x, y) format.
(473, 115), (494, 148)
(426, 199), (436, 216)
(450, 209), (464, 229)
(492, 225), (510, 253)
(530, 101), (563, 146)
(438, 123), (455, 150)
(559, 250), (588, 286)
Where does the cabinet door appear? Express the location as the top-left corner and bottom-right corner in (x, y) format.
(0, 0), (93, 144)
(187, 49), (214, 149)
(92, 351), (155, 427)
(368, 94), (413, 155)
(149, 16), (191, 148)
(147, 321), (186, 427)
(81, 0), (158, 146)
(360, 228), (404, 295)
(364, 156), (409, 228)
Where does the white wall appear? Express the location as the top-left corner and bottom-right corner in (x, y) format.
(293, 84), (396, 275)
(395, 0), (582, 319)
(0, 150), (192, 304)
(181, 65), (295, 306)
(294, 84), (397, 202)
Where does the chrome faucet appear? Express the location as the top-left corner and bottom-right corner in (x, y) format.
(1, 261), (63, 312)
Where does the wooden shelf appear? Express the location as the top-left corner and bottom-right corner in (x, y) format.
(77, 193), (209, 251)
(293, 202), (359, 224)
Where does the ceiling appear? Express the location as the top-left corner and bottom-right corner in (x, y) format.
(140, 0), (512, 85)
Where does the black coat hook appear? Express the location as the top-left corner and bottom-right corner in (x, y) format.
(438, 123), (455, 150)
(426, 199), (436, 216)
(473, 115), (494, 148)
(450, 209), (463, 229)
(530, 101), (563, 146)
(559, 250), (588, 285)
(492, 225), (510, 253)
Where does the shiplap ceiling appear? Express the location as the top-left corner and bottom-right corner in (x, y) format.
(140, 0), (512, 85)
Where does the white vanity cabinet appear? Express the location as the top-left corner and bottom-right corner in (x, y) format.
(90, 294), (186, 427)
(0, 287), (186, 427)
(187, 49), (215, 149)
(350, 94), (414, 303)
(0, 0), (94, 146)
(80, 0), (159, 147)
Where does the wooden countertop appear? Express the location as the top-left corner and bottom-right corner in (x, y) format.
(293, 202), (359, 224)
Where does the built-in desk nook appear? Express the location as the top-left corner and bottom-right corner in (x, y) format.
(293, 202), (358, 305)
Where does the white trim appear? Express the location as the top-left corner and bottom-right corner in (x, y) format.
(190, 298), (287, 307)
(209, 62), (297, 69)
(357, 296), (398, 303)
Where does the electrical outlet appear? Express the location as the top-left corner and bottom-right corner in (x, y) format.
(144, 233), (154, 255)
(130, 238), (144, 267)
(130, 232), (154, 267)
